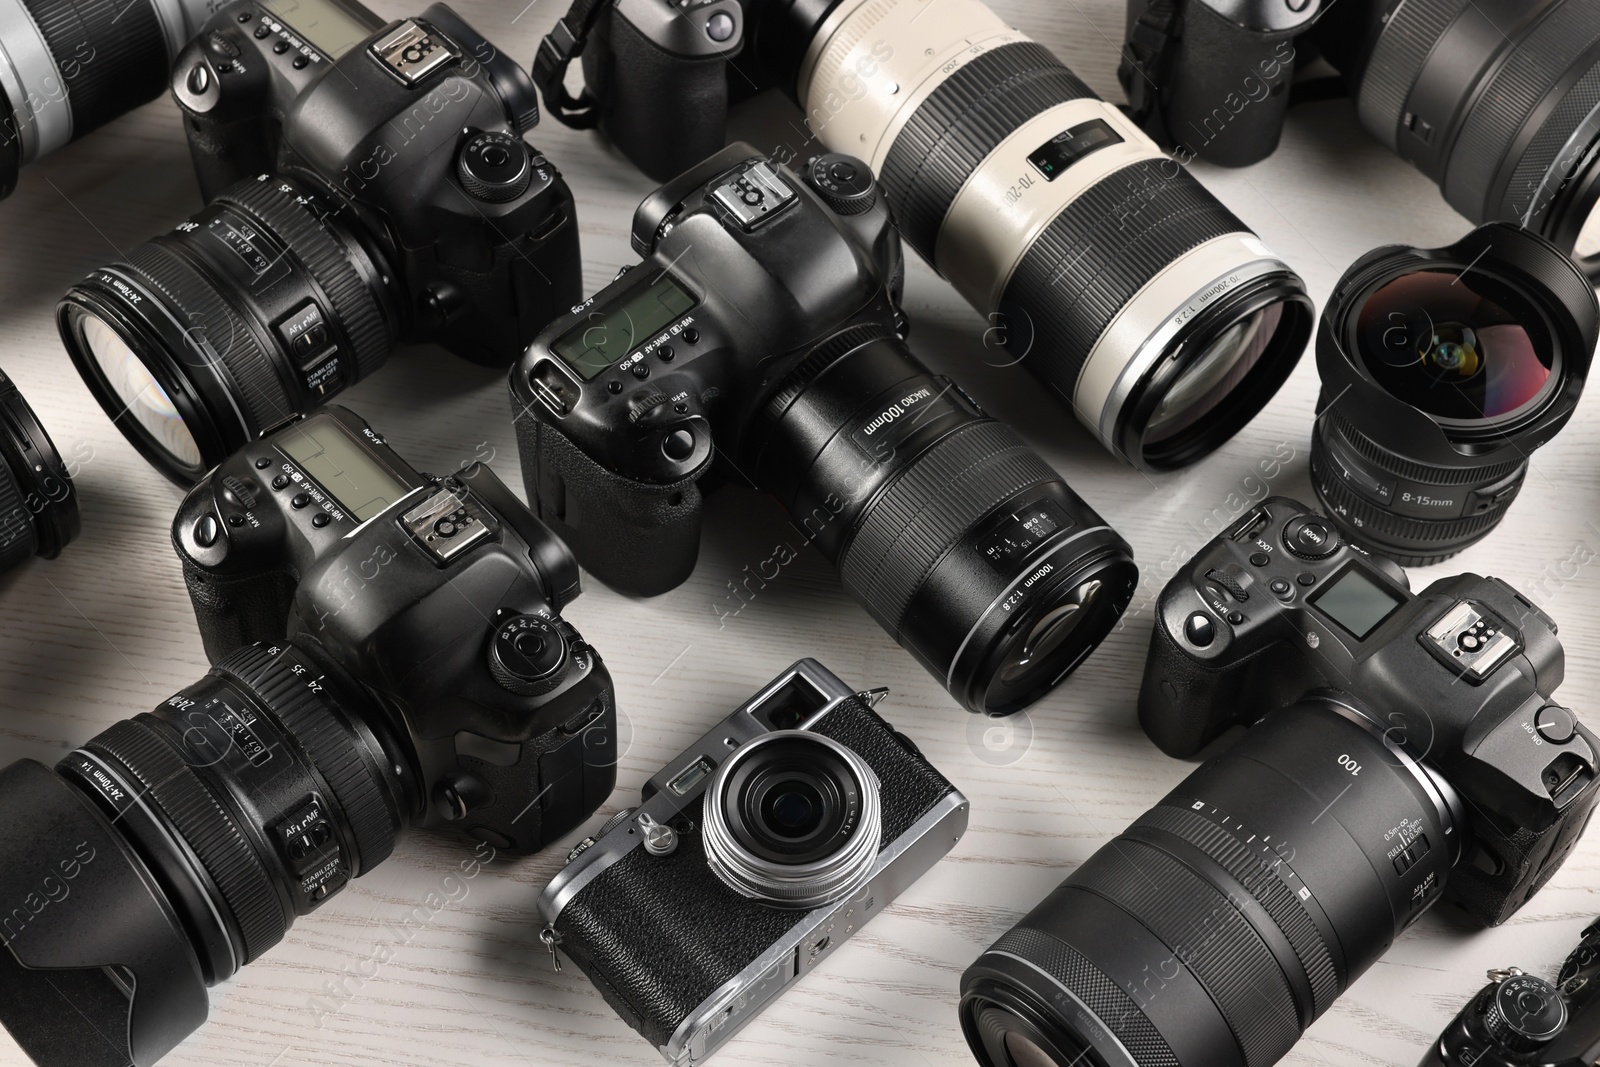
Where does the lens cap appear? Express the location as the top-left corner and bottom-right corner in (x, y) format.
(0, 760), (208, 1067)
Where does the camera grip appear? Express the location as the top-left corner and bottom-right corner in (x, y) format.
(182, 114), (278, 203)
(513, 414), (702, 597)
(180, 558), (298, 663)
(1447, 793), (1598, 926)
(1138, 620), (1267, 758)
(593, 10), (730, 183)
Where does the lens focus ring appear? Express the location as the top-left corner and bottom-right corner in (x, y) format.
(20, 0), (167, 140)
(0, 453), (34, 573)
(84, 717), (286, 965)
(1356, 0), (1471, 153)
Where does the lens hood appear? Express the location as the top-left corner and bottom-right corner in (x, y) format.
(0, 760), (207, 1067)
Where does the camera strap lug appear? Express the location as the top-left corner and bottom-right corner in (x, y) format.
(540, 926), (564, 972)
(533, 0), (613, 130)
(855, 687), (889, 708)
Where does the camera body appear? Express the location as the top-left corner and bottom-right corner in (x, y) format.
(1423, 919), (1600, 1067)
(1120, 0), (1328, 166)
(514, 143), (903, 597)
(173, 407), (615, 854)
(171, 0), (581, 366)
(1142, 495), (1599, 924)
(539, 659), (968, 1065)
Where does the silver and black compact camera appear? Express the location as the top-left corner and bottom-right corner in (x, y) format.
(538, 659), (969, 1065)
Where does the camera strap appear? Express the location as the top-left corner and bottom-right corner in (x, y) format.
(533, 0), (613, 129)
(1118, 0), (1178, 124)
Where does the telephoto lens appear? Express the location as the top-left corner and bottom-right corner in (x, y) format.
(960, 694), (1465, 1067)
(0, 367), (79, 571)
(1317, 0), (1600, 280)
(775, 0), (1315, 470)
(0, 0), (212, 199)
(1311, 223), (1595, 564)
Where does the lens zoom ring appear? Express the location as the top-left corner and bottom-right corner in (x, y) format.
(21, 0), (167, 140)
(1356, 0), (1472, 152)
(216, 645), (399, 871)
(1075, 837), (1302, 1067)
(1446, 4), (1600, 218)
(1320, 404), (1527, 485)
(999, 159), (1246, 400)
(879, 41), (1097, 260)
(0, 454), (34, 572)
(1141, 804), (1339, 1018)
(218, 180), (390, 381)
(986, 926), (1180, 1067)
(1501, 61), (1600, 223)
(838, 420), (1058, 635)
(85, 717), (285, 963)
(125, 240), (293, 434)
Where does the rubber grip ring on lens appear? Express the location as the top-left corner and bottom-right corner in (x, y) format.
(20, 0), (167, 140)
(1356, 0), (1472, 155)
(85, 717), (286, 965)
(837, 420), (1060, 635)
(0, 451), (35, 573)
(216, 645), (399, 872)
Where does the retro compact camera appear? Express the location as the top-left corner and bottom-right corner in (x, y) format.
(1422, 918), (1600, 1067)
(539, 659), (968, 1065)
(0, 407), (616, 1067)
(512, 144), (1137, 716)
(959, 495), (1599, 1067)
(59, 0), (581, 484)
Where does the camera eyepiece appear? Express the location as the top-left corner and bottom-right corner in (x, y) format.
(1312, 223), (1596, 564)
(0, 368), (80, 571)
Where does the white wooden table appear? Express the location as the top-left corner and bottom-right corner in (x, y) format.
(2, 0), (1598, 1064)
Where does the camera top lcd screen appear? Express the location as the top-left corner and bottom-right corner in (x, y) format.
(260, 0), (375, 58)
(551, 273), (697, 380)
(278, 417), (413, 520)
(1308, 565), (1406, 640)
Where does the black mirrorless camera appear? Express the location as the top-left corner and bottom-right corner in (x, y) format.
(960, 496), (1599, 1067)
(512, 144), (1137, 716)
(0, 407), (616, 1067)
(58, 0), (581, 485)
(1423, 919), (1600, 1067)
(540, 659), (968, 1065)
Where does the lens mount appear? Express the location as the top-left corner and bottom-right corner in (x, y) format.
(0, 367), (80, 568)
(701, 730), (881, 909)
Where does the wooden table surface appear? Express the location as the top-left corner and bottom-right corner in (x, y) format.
(2, 0), (1598, 1064)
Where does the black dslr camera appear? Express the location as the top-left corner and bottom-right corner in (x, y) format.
(59, 0), (581, 485)
(958, 496), (1598, 1067)
(1422, 919), (1600, 1067)
(539, 659), (968, 1065)
(512, 144), (1136, 716)
(0, 407), (616, 1067)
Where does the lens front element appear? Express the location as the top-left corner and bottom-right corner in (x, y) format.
(79, 311), (204, 468)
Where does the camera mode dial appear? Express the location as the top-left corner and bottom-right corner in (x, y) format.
(805, 154), (877, 215)
(458, 131), (533, 202)
(1482, 972), (1566, 1053)
(488, 613), (571, 695)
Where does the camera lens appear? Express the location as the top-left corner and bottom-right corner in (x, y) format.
(0, 368), (80, 571)
(58, 176), (395, 484)
(0, 643), (410, 1067)
(762, 0), (1312, 470)
(960, 695), (1464, 1067)
(747, 327), (1138, 715)
(1320, 0), (1600, 280)
(1311, 223), (1595, 564)
(702, 730), (881, 909)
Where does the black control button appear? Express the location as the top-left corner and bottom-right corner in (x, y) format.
(237, 10), (251, 19)
(682, 328), (699, 344)
(186, 64), (210, 94)
(705, 10), (734, 40)
(1536, 705), (1577, 745)
(272, 474), (290, 490)
(273, 40), (289, 53)
(631, 362), (650, 380)
(1297, 572), (1317, 586)
(662, 429), (695, 461)
(254, 456), (272, 469)
(1248, 552), (1270, 567)
(215, 62), (234, 73)
(291, 492), (311, 509)
(226, 514), (244, 527)
(1283, 516), (1339, 560)
(607, 380), (623, 394)
(292, 54), (309, 69)
(657, 344), (674, 362)
(254, 24), (270, 37)
(1226, 610), (1245, 625)
(1183, 612), (1215, 648)
(194, 514), (219, 547)
(311, 512), (330, 528)
(1269, 578), (1292, 596)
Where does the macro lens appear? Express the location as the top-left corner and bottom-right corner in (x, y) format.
(1311, 223), (1595, 564)
(0, 0), (212, 199)
(746, 325), (1138, 716)
(759, 0), (1313, 470)
(960, 694), (1464, 1067)
(702, 730), (881, 909)
(1318, 0), (1600, 280)
(0, 642), (412, 1067)
(0, 367), (79, 571)
(58, 176), (396, 484)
